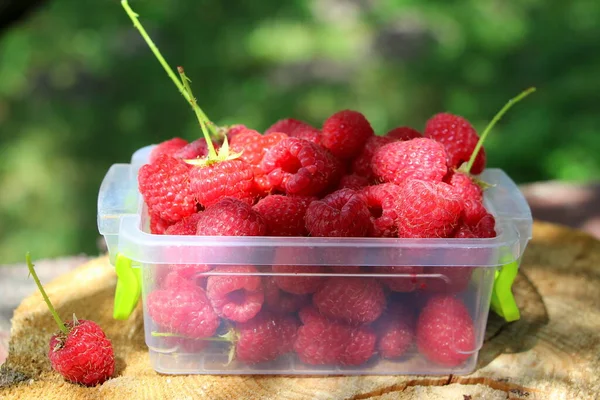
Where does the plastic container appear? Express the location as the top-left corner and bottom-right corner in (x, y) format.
(97, 145), (532, 376)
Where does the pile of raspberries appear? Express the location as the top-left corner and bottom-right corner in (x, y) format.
(138, 110), (494, 368)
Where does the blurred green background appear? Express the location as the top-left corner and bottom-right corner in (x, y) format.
(0, 0), (599, 264)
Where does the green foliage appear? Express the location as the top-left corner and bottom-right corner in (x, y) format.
(0, 0), (599, 263)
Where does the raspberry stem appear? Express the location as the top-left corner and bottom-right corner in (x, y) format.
(26, 253), (68, 334)
(120, 0), (217, 137)
(465, 87), (537, 174)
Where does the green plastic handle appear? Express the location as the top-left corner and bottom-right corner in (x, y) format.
(490, 260), (520, 322)
(113, 253), (141, 320)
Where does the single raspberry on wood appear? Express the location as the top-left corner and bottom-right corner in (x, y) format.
(321, 110), (375, 160)
(149, 137), (188, 163)
(138, 155), (197, 223)
(196, 197), (266, 236)
(189, 159), (256, 208)
(312, 277), (386, 325)
(206, 265), (264, 322)
(305, 188), (372, 237)
(361, 183), (402, 237)
(253, 195), (314, 236)
(385, 126), (422, 141)
(396, 179), (463, 238)
(372, 138), (449, 185)
(260, 137), (343, 196)
(351, 135), (395, 180)
(263, 277), (310, 314)
(424, 113), (486, 174)
(375, 302), (415, 359)
(416, 295), (476, 367)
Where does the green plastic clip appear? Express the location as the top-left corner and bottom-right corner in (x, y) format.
(113, 253), (141, 320)
(490, 259), (520, 322)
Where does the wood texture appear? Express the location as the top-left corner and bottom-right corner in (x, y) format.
(1, 221), (599, 399)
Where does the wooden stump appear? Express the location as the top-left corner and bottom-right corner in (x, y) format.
(1, 221), (599, 399)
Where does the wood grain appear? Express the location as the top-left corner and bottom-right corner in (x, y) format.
(1, 221), (599, 399)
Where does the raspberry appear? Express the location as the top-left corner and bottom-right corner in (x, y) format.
(385, 126), (422, 141)
(260, 138), (343, 196)
(420, 266), (472, 294)
(149, 137), (188, 163)
(272, 265), (324, 295)
(424, 113), (486, 174)
(48, 319), (115, 387)
(147, 285), (220, 338)
(416, 295), (476, 367)
(225, 124), (250, 142)
(290, 126), (322, 145)
(361, 183), (402, 237)
(294, 306), (376, 365)
(235, 311), (299, 364)
(253, 195), (314, 236)
(206, 265), (264, 322)
(138, 155), (197, 223)
(265, 118), (313, 135)
(230, 128), (288, 166)
(149, 210), (172, 234)
(374, 266), (423, 292)
(172, 137), (216, 160)
(321, 110), (374, 159)
(263, 277), (310, 314)
(328, 266), (362, 273)
(196, 198), (266, 236)
(164, 264), (211, 289)
(396, 180), (463, 238)
(372, 138), (449, 185)
(337, 174), (370, 190)
(164, 211), (203, 235)
(305, 188), (372, 237)
(375, 302), (414, 359)
(447, 171), (483, 202)
(313, 278), (385, 325)
(351, 135), (395, 180)
(189, 159), (256, 208)
(472, 213), (496, 238)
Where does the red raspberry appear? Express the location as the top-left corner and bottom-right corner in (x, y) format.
(272, 265), (324, 295)
(164, 211), (203, 235)
(385, 126), (422, 141)
(351, 135), (395, 180)
(230, 129), (288, 166)
(164, 264), (211, 290)
(265, 118), (313, 135)
(328, 266), (362, 273)
(149, 210), (172, 234)
(189, 159), (256, 208)
(235, 311), (299, 364)
(206, 265), (264, 322)
(396, 180), (463, 238)
(447, 171), (483, 202)
(313, 278), (385, 325)
(290, 126), (322, 145)
(305, 188), (372, 237)
(196, 198), (266, 236)
(372, 138), (449, 185)
(375, 302), (414, 359)
(424, 113), (486, 174)
(472, 213), (496, 238)
(260, 138), (343, 196)
(263, 277), (310, 314)
(225, 124), (250, 142)
(253, 195), (314, 236)
(138, 155), (197, 223)
(321, 110), (374, 159)
(361, 183), (402, 237)
(147, 285), (220, 338)
(173, 138), (218, 160)
(48, 319), (115, 386)
(337, 174), (370, 190)
(416, 295), (476, 367)
(149, 138), (188, 163)
(376, 266), (424, 292)
(294, 306), (376, 366)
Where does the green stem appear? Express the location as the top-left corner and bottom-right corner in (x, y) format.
(178, 67), (218, 159)
(465, 87), (537, 174)
(26, 253), (68, 334)
(120, 0), (217, 137)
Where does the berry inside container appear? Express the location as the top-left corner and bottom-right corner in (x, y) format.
(97, 144), (532, 376)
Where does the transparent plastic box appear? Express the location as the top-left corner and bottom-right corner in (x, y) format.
(97, 145), (532, 376)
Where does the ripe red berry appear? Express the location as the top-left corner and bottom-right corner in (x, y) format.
(149, 137), (188, 163)
(361, 183), (402, 237)
(416, 295), (476, 367)
(385, 126), (422, 141)
(172, 137), (218, 160)
(265, 118), (312, 136)
(396, 180), (463, 238)
(321, 110), (374, 159)
(272, 265), (324, 295)
(305, 188), (372, 237)
(337, 325), (377, 366)
(313, 278), (386, 325)
(424, 113), (486, 174)
(147, 285), (220, 338)
(263, 277), (310, 314)
(189, 159), (256, 208)
(164, 211), (203, 235)
(351, 135), (395, 180)
(138, 155), (197, 223)
(372, 138), (449, 185)
(337, 174), (370, 191)
(289, 126), (322, 145)
(149, 210), (172, 234)
(260, 138), (343, 196)
(374, 266), (423, 292)
(375, 302), (414, 359)
(196, 197), (266, 236)
(206, 265), (264, 322)
(253, 195), (314, 236)
(230, 128), (288, 166)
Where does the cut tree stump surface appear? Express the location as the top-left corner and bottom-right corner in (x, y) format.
(1, 221), (599, 399)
